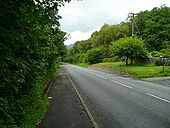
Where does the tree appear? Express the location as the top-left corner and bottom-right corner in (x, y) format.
(92, 23), (131, 47)
(111, 37), (147, 65)
(0, 0), (71, 127)
(135, 6), (170, 51)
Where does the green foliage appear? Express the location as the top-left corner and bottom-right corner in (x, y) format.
(103, 56), (120, 62)
(78, 53), (88, 63)
(136, 6), (170, 51)
(111, 37), (147, 64)
(75, 63), (90, 68)
(64, 22), (131, 64)
(0, 0), (70, 127)
(150, 51), (170, 58)
(92, 23), (131, 47)
(95, 62), (170, 78)
(86, 49), (104, 64)
(150, 51), (165, 57)
(167, 61), (170, 66)
(154, 59), (163, 66)
(67, 40), (92, 55)
(64, 53), (88, 64)
(65, 6), (170, 69)
(64, 54), (80, 63)
(103, 58), (114, 62)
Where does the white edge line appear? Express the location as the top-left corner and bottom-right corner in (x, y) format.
(146, 93), (170, 103)
(66, 65), (170, 104)
(63, 67), (100, 128)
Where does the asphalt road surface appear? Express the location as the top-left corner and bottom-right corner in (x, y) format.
(64, 64), (170, 128)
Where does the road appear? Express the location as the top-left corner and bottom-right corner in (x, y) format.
(64, 64), (170, 128)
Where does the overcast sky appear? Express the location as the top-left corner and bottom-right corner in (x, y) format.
(59, 0), (170, 45)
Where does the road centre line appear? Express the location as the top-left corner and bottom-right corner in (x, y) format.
(111, 80), (134, 89)
(96, 75), (107, 79)
(77, 68), (134, 89)
(76, 67), (170, 103)
(146, 93), (170, 103)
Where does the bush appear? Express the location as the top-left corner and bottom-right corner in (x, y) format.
(64, 54), (87, 64)
(103, 56), (120, 62)
(154, 59), (163, 66)
(150, 51), (170, 58)
(78, 53), (88, 63)
(87, 49), (104, 64)
(166, 60), (170, 66)
(103, 58), (113, 62)
(0, 0), (68, 127)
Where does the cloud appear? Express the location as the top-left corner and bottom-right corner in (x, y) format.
(59, 0), (170, 45)
(64, 27), (101, 45)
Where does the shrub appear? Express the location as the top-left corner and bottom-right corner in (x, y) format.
(79, 53), (88, 63)
(63, 54), (78, 63)
(0, 0), (68, 127)
(154, 58), (163, 66)
(167, 60), (170, 66)
(103, 58), (113, 62)
(150, 51), (170, 58)
(87, 49), (104, 64)
(103, 56), (120, 62)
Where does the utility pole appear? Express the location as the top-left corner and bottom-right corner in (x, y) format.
(127, 13), (137, 65)
(128, 13), (137, 37)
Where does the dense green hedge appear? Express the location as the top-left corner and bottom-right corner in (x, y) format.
(0, 0), (69, 127)
(86, 49), (104, 64)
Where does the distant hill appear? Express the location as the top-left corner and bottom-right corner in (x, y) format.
(66, 44), (74, 49)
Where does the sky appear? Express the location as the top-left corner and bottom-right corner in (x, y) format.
(58, 0), (170, 45)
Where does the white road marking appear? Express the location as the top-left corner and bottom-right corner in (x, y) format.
(78, 68), (133, 89)
(48, 97), (52, 99)
(64, 68), (100, 128)
(96, 75), (107, 80)
(71, 65), (170, 104)
(111, 80), (134, 89)
(89, 72), (96, 75)
(145, 93), (170, 103)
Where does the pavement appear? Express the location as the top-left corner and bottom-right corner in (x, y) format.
(37, 66), (92, 128)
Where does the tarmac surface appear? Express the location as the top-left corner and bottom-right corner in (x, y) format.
(37, 66), (92, 128)
(141, 77), (170, 87)
(65, 64), (170, 128)
(38, 64), (170, 128)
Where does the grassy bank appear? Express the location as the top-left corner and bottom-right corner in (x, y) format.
(94, 62), (170, 78)
(75, 63), (90, 68)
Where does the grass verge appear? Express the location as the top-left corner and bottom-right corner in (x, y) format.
(75, 63), (90, 68)
(94, 62), (170, 78)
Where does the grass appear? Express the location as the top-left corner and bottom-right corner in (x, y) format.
(75, 63), (90, 68)
(94, 62), (170, 78)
